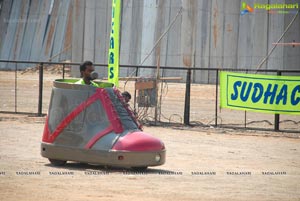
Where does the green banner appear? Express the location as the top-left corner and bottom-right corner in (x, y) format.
(108, 0), (121, 86)
(220, 71), (300, 114)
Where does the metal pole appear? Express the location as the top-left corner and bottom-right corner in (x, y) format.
(274, 71), (281, 131)
(134, 67), (138, 112)
(154, 80), (158, 125)
(38, 63), (44, 116)
(184, 68), (191, 125)
(15, 62), (17, 113)
(154, 55), (161, 125)
(215, 70), (219, 127)
(244, 111), (247, 128)
(62, 64), (65, 79)
(244, 69), (248, 128)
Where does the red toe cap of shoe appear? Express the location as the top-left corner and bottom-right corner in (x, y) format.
(112, 131), (165, 152)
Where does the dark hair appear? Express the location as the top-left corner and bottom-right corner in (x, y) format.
(80, 61), (93, 72)
(122, 91), (131, 99)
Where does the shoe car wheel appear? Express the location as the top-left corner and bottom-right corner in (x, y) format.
(49, 159), (67, 166)
(131, 166), (148, 171)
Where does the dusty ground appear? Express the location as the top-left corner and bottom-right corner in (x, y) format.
(0, 116), (299, 201)
(0, 69), (300, 200)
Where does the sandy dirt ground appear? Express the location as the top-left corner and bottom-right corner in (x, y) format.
(0, 69), (300, 200)
(0, 116), (299, 201)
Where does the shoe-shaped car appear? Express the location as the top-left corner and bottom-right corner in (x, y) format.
(41, 79), (165, 170)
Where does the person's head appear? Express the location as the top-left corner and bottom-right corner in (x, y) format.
(79, 61), (95, 80)
(122, 91), (131, 103)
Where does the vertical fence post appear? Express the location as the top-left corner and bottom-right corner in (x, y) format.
(184, 68), (191, 125)
(15, 62), (17, 113)
(134, 66), (138, 112)
(244, 69), (248, 128)
(274, 71), (281, 131)
(215, 69), (219, 127)
(38, 63), (43, 116)
(62, 64), (65, 79)
(244, 111), (247, 128)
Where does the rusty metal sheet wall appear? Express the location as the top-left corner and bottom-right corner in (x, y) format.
(19, 0), (41, 63)
(71, 0), (85, 77)
(0, 0), (299, 82)
(119, 0), (135, 77)
(0, 0), (23, 68)
(0, 0), (13, 53)
(39, 0), (60, 61)
(282, 11), (300, 72)
(163, 0), (182, 78)
(10, 0), (30, 64)
(29, 1), (52, 62)
(60, 0), (72, 61)
(120, 0), (144, 75)
(83, 0), (96, 62)
(238, 0), (268, 71)
(94, 0), (109, 65)
(50, 0), (70, 62)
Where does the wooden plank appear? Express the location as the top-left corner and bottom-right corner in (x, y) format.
(135, 81), (156, 90)
(102, 76), (182, 81)
(160, 77), (182, 81)
(272, 43), (300, 46)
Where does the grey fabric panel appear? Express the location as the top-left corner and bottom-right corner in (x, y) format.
(48, 84), (121, 150)
(54, 100), (112, 148)
(48, 87), (91, 133)
(55, 104), (111, 148)
(91, 132), (119, 151)
(54, 130), (84, 147)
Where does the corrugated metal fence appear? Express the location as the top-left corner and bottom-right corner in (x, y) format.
(0, 0), (299, 83)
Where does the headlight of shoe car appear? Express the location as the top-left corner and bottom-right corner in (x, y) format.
(155, 154), (161, 162)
